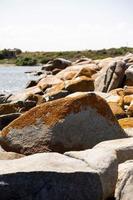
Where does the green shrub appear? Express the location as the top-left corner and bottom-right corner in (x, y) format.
(16, 57), (37, 66)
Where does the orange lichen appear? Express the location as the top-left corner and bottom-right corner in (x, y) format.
(1, 93), (118, 137)
(73, 67), (96, 79)
(108, 102), (126, 118)
(118, 118), (133, 128)
(65, 76), (94, 92)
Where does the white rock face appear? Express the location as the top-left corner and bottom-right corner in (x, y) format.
(65, 148), (118, 199)
(115, 160), (133, 200)
(0, 152), (103, 200)
(95, 60), (127, 92)
(94, 138), (133, 163)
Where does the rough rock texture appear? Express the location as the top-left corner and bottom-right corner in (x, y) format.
(73, 67), (97, 78)
(95, 60), (127, 92)
(94, 138), (133, 163)
(118, 118), (133, 137)
(115, 160), (133, 200)
(0, 92), (126, 155)
(37, 75), (63, 92)
(56, 64), (99, 80)
(65, 76), (94, 92)
(65, 148), (118, 199)
(0, 153), (103, 200)
(108, 102), (126, 119)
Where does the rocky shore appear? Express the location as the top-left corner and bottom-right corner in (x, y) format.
(0, 53), (133, 199)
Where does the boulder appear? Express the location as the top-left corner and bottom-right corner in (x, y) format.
(124, 95), (133, 105)
(65, 148), (118, 199)
(97, 57), (114, 69)
(115, 160), (133, 200)
(0, 92), (126, 155)
(56, 64), (99, 80)
(37, 75), (63, 91)
(43, 82), (69, 102)
(65, 76), (94, 92)
(118, 118), (133, 137)
(73, 67), (97, 79)
(125, 65), (133, 86)
(42, 58), (72, 71)
(94, 138), (133, 163)
(25, 80), (37, 88)
(0, 152), (103, 200)
(74, 57), (92, 64)
(95, 60), (127, 92)
(108, 102), (126, 119)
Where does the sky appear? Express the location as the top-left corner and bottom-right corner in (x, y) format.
(0, 0), (133, 51)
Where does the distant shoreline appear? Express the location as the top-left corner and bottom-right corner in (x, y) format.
(0, 47), (133, 66)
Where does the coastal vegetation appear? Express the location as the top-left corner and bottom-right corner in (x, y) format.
(0, 47), (133, 66)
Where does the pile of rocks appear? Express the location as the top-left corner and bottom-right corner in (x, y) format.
(0, 54), (133, 199)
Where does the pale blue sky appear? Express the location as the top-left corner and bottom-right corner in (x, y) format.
(0, 0), (133, 51)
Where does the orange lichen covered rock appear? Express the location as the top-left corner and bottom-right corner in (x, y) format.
(56, 64), (98, 80)
(127, 101), (133, 117)
(108, 102), (126, 119)
(118, 118), (133, 136)
(119, 118), (133, 129)
(65, 76), (94, 92)
(73, 67), (97, 79)
(37, 75), (63, 89)
(0, 92), (126, 155)
(124, 95), (133, 105)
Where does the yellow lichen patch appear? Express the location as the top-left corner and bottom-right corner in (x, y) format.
(62, 71), (77, 80)
(108, 102), (126, 118)
(118, 118), (133, 128)
(1, 93), (118, 137)
(73, 67), (96, 79)
(46, 82), (65, 94)
(124, 95), (133, 105)
(65, 76), (94, 92)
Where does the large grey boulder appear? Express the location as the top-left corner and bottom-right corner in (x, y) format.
(0, 92), (126, 155)
(115, 160), (133, 200)
(95, 60), (127, 92)
(0, 152), (103, 200)
(65, 148), (118, 199)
